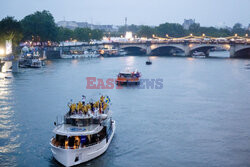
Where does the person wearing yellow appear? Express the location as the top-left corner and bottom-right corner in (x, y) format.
(72, 103), (76, 113)
(103, 103), (108, 111)
(83, 105), (88, 115)
(77, 101), (83, 113)
(100, 96), (104, 102)
(94, 101), (99, 110)
(86, 104), (91, 112)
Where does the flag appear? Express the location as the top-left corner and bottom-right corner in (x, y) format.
(105, 96), (111, 104)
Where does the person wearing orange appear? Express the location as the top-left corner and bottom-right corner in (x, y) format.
(65, 139), (68, 149)
(74, 136), (80, 149)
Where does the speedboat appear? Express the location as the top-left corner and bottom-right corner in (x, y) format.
(116, 68), (141, 85)
(50, 96), (115, 167)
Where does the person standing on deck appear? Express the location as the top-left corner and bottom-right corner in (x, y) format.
(82, 95), (86, 105)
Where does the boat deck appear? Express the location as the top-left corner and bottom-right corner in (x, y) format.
(53, 123), (103, 136)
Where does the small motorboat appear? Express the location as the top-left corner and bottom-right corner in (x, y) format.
(146, 59), (152, 65)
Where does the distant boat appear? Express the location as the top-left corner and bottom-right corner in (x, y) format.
(99, 48), (127, 57)
(19, 53), (42, 68)
(192, 51), (206, 58)
(146, 58), (152, 65)
(61, 50), (100, 59)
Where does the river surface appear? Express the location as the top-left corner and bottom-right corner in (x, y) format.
(1, 52), (250, 167)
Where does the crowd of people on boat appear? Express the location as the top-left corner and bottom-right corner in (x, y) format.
(67, 95), (110, 116)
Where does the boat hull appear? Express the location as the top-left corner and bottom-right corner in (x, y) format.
(51, 121), (116, 167)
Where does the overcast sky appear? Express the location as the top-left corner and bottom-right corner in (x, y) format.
(0, 0), (249, 27)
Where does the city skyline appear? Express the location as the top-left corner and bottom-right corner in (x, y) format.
(0, 0), (249, 27)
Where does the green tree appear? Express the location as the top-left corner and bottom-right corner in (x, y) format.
(91, 29), (103, 40)
(232, 23), (246, 36)
(137, 25), (155, 38)
(57, 27), (74, 41)
(188, 23), (201, 35)
(73, 28), (91, 42)
(155, 23), (186, 37)
(21, 10), (58, 41)
(0, 16), (23, 54)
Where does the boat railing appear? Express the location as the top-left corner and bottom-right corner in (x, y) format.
(63, 109), (110, 127)
(55, 115), (64, 126)
(51, 135), (108, 150)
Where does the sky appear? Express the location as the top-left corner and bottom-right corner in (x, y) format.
(0, 0), (249, 27)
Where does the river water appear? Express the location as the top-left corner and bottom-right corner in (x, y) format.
(1, 52), (250, 167)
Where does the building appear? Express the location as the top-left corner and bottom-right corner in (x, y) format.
(182, 19), (195, 30)
(57, 21), (117, 32)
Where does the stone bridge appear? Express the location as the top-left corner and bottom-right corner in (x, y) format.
(61, 41), (250, 58)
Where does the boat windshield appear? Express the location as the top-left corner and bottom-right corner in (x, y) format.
(119, 73), (132, 78)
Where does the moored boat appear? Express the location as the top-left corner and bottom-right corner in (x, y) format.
(61, 50), (100, 59)
(99, 48), (127, 57)
(192, 51), (206, 58)
(50, 96), (115, 167)
(19, 52), (42, 68)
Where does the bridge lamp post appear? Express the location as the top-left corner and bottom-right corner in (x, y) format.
(152, 34), (155, 38)
(246, 34), (248, 37)
(166, 34), (169, 38)
(202, 33), (205, 37)
(235, 34), (238, 37)
(190, 34), (193, 37)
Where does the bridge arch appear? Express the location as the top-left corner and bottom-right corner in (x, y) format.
(150, 45), (185, 56)
(190, 44), (230, 56)
(120, 46), (146, 55)
(234, 46), (250, 58)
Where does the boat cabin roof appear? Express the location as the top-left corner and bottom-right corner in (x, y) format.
(120, 67), (139, 74)
(53, 123), (103, 136)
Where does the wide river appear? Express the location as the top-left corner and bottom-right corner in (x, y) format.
(1, 52), (250, 167)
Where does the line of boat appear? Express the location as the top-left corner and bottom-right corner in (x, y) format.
(61, 50), (100, 59)
(61, 48), (127, 59)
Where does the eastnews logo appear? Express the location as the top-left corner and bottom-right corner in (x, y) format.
(86, 77), (163, 89)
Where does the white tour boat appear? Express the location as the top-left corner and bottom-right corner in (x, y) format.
(50, 96), (115, 166)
